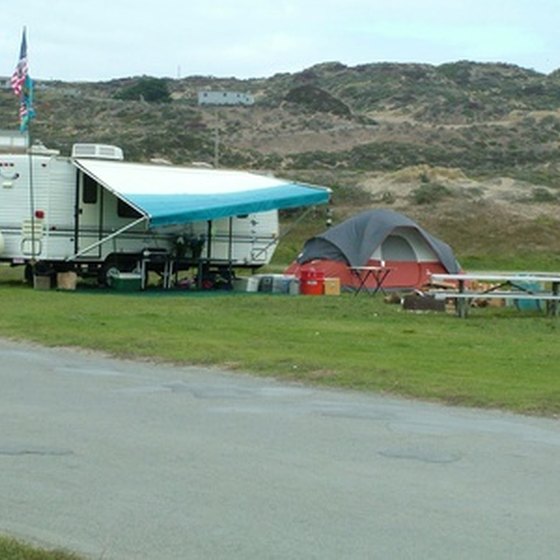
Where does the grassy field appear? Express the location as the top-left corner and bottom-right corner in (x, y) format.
(1, 265), (559, 416)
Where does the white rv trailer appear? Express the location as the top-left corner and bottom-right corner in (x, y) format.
(0, 132), (330, 286)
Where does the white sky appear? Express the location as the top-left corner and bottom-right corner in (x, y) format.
(1, 0), (557, 81)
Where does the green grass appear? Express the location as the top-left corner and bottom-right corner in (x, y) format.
(1, 273), (560, 416)
(0, 536), (81, 560)
(459, 252), (560, 273)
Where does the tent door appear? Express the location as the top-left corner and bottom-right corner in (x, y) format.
(381, 234), (416, 261)
(381, 234), (421, 286)
(76, 172), (103, 258)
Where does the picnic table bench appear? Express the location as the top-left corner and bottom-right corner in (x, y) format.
(428, 272), (560, 318)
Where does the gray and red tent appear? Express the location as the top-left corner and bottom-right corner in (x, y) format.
(285, 209), (460, 291)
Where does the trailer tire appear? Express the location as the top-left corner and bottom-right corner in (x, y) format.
(98, 254), (138, 287)
(99, 262), (118, 287)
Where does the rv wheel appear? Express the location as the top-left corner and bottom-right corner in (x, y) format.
(98, 255), (138, 287)
(104, 267), (121, 287)
(98, 261), (120, 287)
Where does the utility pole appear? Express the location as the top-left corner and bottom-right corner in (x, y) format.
(214, 110), (220, 168)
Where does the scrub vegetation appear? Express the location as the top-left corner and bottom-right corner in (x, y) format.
(0, 536), (81, 560)
(3, 60), (560, 182)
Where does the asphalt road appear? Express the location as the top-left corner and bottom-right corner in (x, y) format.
(0, 338), (559, 559)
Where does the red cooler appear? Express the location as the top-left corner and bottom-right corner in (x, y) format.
(300, 269), (325, 295)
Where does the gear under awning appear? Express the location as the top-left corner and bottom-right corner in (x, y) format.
(73, 158), (330, 228)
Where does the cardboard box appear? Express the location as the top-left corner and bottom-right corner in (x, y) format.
(57, 271), (78, 291)
(323, 277), (340, 296)
(33, 274), (53, 290)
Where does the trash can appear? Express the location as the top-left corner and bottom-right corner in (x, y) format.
(513, 279), (542, 311)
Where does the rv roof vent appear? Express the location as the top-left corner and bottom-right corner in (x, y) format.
(71, 144), (124, 161)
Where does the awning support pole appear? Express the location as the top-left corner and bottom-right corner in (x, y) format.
(197, 220), (213, 289)
(251, 206), (316, 261)
(228, 217), (234, 285)
(65, 216), (148, 261)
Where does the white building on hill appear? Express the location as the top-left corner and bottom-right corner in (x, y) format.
(198, 91), (254, 106)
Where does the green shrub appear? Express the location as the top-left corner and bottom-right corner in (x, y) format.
(284, 85), (352, 117)
(0, 536), (82, 559)
(530, 187), (558, 203)
(114, 77), (171, 103)
(410, 182), (452, 205)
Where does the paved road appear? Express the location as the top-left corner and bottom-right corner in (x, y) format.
(0, 338), (559, 559)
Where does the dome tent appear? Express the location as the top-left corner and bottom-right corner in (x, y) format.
(285, 209), (460, 291)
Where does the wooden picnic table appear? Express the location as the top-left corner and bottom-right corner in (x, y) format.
(428, 272), (560, 318)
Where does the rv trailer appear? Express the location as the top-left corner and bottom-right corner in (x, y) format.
(0, 132), (330, 287)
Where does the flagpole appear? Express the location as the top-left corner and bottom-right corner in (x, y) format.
(27, 123), (36, 267)
(12, 27), (37, 271)
(22, 27), (37, 269)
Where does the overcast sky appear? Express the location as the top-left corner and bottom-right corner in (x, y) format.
(1, 0), (557, 82)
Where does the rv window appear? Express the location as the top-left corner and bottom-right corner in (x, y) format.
(82, 175), (98, 204)
(117, 199), (142, 219)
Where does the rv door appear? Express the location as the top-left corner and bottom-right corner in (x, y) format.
(76, 172), (103, 258)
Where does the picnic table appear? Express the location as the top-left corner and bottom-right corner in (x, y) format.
(428, 272), (560, 318)
(350, 265), (393, 296)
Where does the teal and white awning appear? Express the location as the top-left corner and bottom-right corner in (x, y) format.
(73, 159), (330, 228)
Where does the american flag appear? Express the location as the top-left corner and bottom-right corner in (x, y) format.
(11, 29), (28, 97)
(19, 99), (29, 120)
(18, 81), (35, 132)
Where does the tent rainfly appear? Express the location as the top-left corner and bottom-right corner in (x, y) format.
(285, 209), (461, 291)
